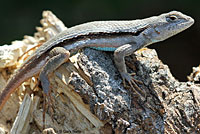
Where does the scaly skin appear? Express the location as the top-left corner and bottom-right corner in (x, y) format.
(0, 11), (194, 112)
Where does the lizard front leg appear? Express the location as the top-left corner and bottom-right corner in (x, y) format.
(39, 47), (70, 129)
(114, 44), (145, 98)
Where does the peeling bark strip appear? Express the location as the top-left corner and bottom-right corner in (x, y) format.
(0, 10), (199, 134)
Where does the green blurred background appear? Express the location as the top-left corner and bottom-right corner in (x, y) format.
(0, 0), (199, 81)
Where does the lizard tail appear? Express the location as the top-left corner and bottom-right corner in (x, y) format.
(0, 78), (23, 111)
(0, 72), (25, 111)
(0, 56), (47, 111)
(0, 52), (49, 111)
(0, 68), (35, 111)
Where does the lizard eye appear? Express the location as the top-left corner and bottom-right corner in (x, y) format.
(166, 15), (178, 21)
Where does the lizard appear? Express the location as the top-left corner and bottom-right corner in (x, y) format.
(0, 11), (194, 117)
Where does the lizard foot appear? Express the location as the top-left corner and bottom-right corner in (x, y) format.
(120, 72), (146, 99)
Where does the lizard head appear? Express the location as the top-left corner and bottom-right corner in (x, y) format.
(144, 11), (194, 43)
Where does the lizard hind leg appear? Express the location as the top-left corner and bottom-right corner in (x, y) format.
(42, 90), (56, 129)
(39, 47), (70, 129)
(17, 42), (43, 61)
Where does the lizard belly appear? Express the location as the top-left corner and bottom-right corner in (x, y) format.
(89, 46), (116, 51)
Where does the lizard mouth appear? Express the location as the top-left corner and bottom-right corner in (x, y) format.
(181, 15), (194, 29)
(180, 16), (194, 30)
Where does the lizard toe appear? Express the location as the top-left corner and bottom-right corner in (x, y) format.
(120, 72), (146, 98)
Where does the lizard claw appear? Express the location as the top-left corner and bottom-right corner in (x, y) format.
(120, 72), (145, 99)
(130, 73), (143, 84)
